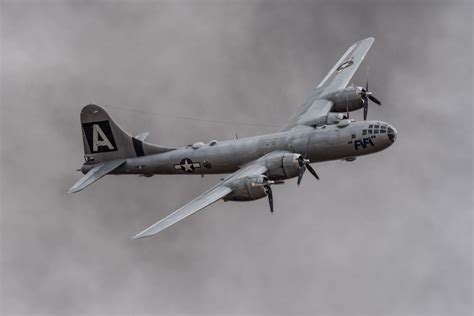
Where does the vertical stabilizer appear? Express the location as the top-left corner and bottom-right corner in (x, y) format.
(80, 104), (174, 164)
(81, 104), (137, 164)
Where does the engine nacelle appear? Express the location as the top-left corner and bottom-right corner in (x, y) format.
(224, 175), (268, 202)
(224, 152), (301, 201)
(263, 152), (300, 180)
(323, 86), (364, 113)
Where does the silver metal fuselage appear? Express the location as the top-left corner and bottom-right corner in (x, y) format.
(89, 120), (396, 177)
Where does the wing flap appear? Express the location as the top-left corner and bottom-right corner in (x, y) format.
(132, 186), (232, 239)
(68, 159), (126, 193)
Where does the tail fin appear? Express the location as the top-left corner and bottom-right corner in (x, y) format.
(80, 104), (174, 164)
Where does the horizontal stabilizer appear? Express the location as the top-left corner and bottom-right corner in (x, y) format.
(134, 132), (150, 142)
(68, 159), (126, 193)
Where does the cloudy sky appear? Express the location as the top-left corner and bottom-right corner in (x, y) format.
(1, 0), (472, 315)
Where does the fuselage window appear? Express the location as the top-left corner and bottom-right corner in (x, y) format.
(351, 134), (356, 139)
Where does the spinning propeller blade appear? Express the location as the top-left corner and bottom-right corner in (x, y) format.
(297, 163), (306, 186)
(305, 164), (320, 180)
(368, 94), (382, 105)
(360, 80), (382, 120)
(265, 185), (274, 213)
(297, 137), (320, 186)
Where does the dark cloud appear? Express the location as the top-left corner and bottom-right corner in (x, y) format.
(1, 0), (472, 314)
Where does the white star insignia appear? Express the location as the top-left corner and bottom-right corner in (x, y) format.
(182, 159), (194, 172)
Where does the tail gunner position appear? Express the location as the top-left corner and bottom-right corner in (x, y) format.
(69, 38), (397, 239)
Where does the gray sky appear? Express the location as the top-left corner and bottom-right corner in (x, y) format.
(1, 0), (472, 315)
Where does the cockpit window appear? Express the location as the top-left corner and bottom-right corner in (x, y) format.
(369, 124), (373, 128)
(374, 125), (380, 129)
(363, 130), (367, 135)
(368, 130), (372, 134)
(374, 130), (379, 134)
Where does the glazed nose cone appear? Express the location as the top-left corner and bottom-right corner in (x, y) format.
(387, 125), (397, 143)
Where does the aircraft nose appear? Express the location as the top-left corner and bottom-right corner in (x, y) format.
(387, 125), (397, 143)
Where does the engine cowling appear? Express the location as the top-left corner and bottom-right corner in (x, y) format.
(263, 152), (300, 180)
(323, 86), (364, 113)
(224, 175), (269, 201)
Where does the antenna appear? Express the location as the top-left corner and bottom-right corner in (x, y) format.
(345, 92), (349, 119)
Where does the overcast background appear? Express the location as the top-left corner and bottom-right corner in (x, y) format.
(1, 0), (472, 315)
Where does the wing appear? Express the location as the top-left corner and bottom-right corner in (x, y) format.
(316, 37), (374, 92)
(282, 37), (374, 131)
(132, 185), (232, 239)
(132, 163), (267, 239)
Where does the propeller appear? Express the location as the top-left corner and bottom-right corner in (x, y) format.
(297, 137), (320, 186)
(264, 184), (274, 213)
(255, 177), (284, 213)
(359, 80), (382, 120)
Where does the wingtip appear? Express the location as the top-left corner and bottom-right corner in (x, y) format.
(67, 187), (80, 194)
(131, 227), (156, 240)
(363, 37), (375, 43)
(131, 232), (150, 240)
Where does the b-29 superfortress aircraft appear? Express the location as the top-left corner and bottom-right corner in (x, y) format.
(69, 38), (397, 239)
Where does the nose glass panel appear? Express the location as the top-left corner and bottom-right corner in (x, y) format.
(387, 127), (397, 143)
